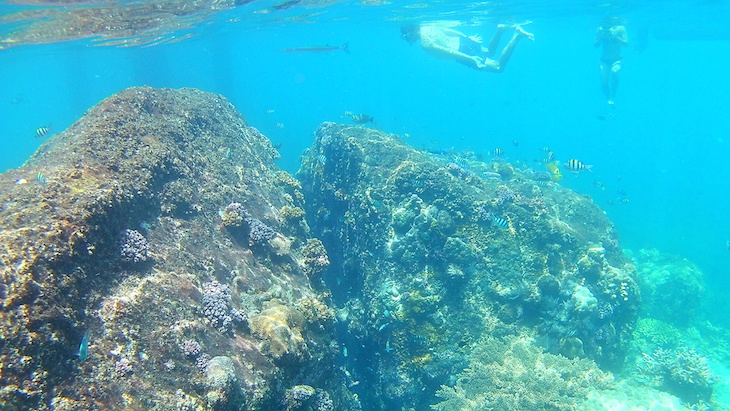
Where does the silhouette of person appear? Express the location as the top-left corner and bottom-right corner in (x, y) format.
(595, 17), (628, 105)
(401, 22), (534, 72)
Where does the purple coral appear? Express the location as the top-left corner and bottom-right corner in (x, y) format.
(114, 358), (133, 376)
(284, 386), (333, 411)
(248, 217), (276, 245)
(314, 390), (334, 411)
(182, 340), (202, 357)
(475, 205), (496, 222)
(221, 202), (277, 246)
(201, 281), (246, 333)
(285, 385), (316, 407)
(120, 229), (149, 263)
(495, 185), (518, 205)
(196, 353), (211, 372)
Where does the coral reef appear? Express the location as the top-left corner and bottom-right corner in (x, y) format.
(0, 87), (358, 410)
(297, 123), (640, 408)
(201, 280), (246, 334)
(284, 385), (335, 411)
(626, 318), (723, 409)
(431, 335), (615, 410)
(628, 248), (705, 327)
(249, 302), (306, 359)
(636, 347), (715, 405)
(119, 228), (149, 263)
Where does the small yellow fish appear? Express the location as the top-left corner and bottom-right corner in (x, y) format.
(545, 163), (563, 182)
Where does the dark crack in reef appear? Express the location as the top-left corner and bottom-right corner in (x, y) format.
(297, 123), (641, 410)
(0, 87), (358, 410)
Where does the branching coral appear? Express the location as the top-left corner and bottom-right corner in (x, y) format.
(432, 336), (614, 411)
(636, 347), (715, 404)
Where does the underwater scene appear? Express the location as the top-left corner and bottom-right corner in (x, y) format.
(1, 0), (730, 410)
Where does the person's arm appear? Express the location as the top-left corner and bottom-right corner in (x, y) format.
(421, 40), (484, 68)
(443, 28), (483, 44)
(594, 27), (605, 47)
(612, 26), (628, 44)
(442, 28), (469, 38)
(428, 42), (477, 60)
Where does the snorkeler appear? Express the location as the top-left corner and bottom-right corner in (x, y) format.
(401, 22), (534, 72)
(595, 17), (628, 105)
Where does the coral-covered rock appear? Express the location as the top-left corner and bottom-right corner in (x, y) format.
(629, 248), (705, 327)
(0, 87), (357, 410)
(298, 123), (639, 408)
(249, 303), (305, 359)
(432, 335), (615, 410)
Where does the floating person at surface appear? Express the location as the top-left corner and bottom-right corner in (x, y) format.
(595, 17), (628, 105)
(400, 21), (534, 72)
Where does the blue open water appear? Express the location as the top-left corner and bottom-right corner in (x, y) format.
(1, 0), (730, 404)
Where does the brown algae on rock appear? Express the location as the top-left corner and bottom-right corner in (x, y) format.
(0, 87), (357, 410)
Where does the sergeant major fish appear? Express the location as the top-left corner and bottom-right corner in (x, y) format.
(491, 214), (509, 230)
(564, 159), (593, 172)
(350, 113), (375, 124)
(35, 126), (51, 139)
(35, 172), (47, 186)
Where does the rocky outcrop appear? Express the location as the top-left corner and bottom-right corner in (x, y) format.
(0, 87), (357, 410)
(298, 123), (640, 409)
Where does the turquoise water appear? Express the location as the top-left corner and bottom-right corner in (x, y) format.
(1, 0), (730, 403)
(3, 0), (728, 308)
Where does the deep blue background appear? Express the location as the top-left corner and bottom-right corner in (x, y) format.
(1, 1), (729, 315)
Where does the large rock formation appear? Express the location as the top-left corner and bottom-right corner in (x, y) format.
(298, 123), (640, 409)
(0, 87), (357, 410)
(0, 87), (647, 410)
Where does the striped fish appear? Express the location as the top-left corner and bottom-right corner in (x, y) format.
(491, 215), (509, 229)
(35, 172), (47, 186)
(35, 126), (51, 139)
(350, 113), (374, 124)
(563, 159), (593, 172)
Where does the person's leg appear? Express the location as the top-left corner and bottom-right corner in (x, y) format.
(609, 61), (621, 103)
(599, 62), (610, 102)
(484, 25), (508, 56)
(485, 27), (533, 72)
